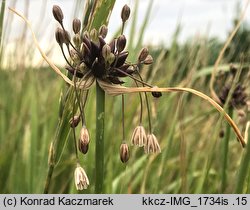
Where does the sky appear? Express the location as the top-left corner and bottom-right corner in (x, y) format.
(3, 0), (250, 65)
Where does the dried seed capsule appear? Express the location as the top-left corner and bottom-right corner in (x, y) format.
(120, 143), (129, 163)
(117, 35), (126, 52)
(99, 25), (108, 38)
(143, 55), (153, 65)
(138, 47), (149, 62)
(55, 28), (65, 46)
(52, 5), (64, 24)
(69, 115), (81, 128)
(73, 18), (81, 34)
(121, 4), (130, 22)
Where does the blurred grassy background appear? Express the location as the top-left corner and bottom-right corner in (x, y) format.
(0, 0), (249, 193)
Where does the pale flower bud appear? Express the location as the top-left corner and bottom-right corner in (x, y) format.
(90, 28), (98, 41)
(131, 125), (147, 147)
(144, 133), (161, 154)
(102, 44), (111, 60)
(74, 164), (89, 190)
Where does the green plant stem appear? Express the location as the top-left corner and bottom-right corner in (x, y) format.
(43, 160), (55, 194)
(95, 82), (105, 193)
(235, 124), (250, 193)
(221, 108), (233, 192)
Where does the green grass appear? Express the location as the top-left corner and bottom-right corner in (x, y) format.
(0, 0), (249, 193)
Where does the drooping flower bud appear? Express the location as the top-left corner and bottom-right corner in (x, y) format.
(138, 47), (149, 62)
(78, 126), (90, 154)
(120, 143), (129, 163)
(55, 28), (65, 46)
(144, 133), (161, 154)
(131, 125), (147, 147)
(117, 35), (126, 52)
(69, 115), (81, 128)
(121, 4), (130, 22)
(74, 164), (89, 190)
(72, 18), (81, 34)
(99, 25), (108, 38)
(52, 5), (64, 24)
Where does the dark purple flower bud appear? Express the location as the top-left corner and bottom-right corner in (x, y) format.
(114, 51), (129, 67)
(121, 4), (130, 22)
(90, 28), (98, 41)
(52, 5), (64, 23)
(73, 18), (81, 34)
(117, 35), (126, 52)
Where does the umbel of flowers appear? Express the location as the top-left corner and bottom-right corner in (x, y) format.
(52, 4), (161, 190)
